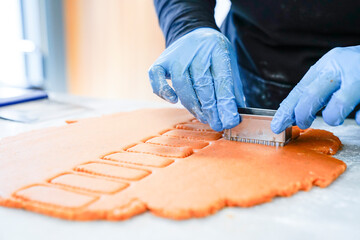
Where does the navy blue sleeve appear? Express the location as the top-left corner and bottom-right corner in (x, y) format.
(154, 0), (219, 47)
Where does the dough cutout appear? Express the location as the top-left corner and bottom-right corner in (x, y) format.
(0, 108), (346, 220)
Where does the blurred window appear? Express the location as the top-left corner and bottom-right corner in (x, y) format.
(0, 0), (28, 87)
(0, 0), (66, 91)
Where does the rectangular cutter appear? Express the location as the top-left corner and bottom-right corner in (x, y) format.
(223, 107), (292, 147)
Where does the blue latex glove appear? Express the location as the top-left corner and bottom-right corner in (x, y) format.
(271, 46), (360, 134)
(148, 28), (245, 131)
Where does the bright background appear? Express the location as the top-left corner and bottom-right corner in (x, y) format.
(0, 0), (230, 102)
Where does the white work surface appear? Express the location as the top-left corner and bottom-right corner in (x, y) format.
(0, 94), (359, 240)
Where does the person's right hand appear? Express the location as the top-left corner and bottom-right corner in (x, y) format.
(148, 27), (245, 131)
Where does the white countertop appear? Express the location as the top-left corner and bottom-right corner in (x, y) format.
(0, 94), (359, 240)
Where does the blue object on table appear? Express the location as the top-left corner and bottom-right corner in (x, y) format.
(0, 87), (48, 107)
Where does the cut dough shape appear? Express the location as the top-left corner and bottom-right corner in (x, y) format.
(50, 173), (128, 194)
(103, 152), (174, 168)
(126, 143), (193, 158)
(75, 162), (151, 181)
(0, 108), (346, 221)
(163, 129), (222, 141)
(176, 122), (214, 132)
(14, 185), (97, 209)
(146, 135), (209, 149)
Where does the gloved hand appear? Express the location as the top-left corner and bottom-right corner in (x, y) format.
(271, 46), (360, 134)
(148, 27), (245, 131)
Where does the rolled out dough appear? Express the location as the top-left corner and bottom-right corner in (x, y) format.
(0, 108), (346, 220)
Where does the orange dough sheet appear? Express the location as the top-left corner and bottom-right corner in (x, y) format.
(0, 108), (346, 220)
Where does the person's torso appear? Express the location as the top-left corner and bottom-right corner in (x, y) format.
(227, 0), (360, 86)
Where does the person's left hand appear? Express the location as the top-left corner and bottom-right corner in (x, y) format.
(271, 46), (360, 134)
